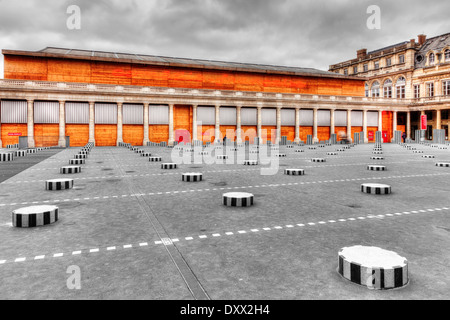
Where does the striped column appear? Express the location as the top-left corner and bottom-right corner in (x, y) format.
(89, 102), (95, 144)
(347, 109), (352, 143)
(143, 103), (149, 146)
(192, 104), (198, 143)
(27, 99), (35, 148)
(257, 106), (262, 143)
(58, 100), (66, 147)
(330, 109), (335, 139)
(168, 104), (174, 146)
(276, 106), (282, 144)
(313, 108), (319, 144)
(236, 105), (243, 144)
(294, 107), (300, 144)
(215, 105), (221, 143)
(117, 102), (123, 145)
(363, 109), (368, 143)
(406, 111), (411, 139)
(378, 110), (383, 140)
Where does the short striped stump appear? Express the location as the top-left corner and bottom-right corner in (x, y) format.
(413, 150), (423, 154)
(373, 151), (383, 154)
(141, 152), (152, 157)
(274, 154), (287, 158)
(311, 158), (326, 163)
(284, 169), (305, 176)
(286, 145), (294, 149)
(135, 149), (145, 154)
(0, 153), (14, 162)
(367, 165), (386, 171)
(373, 148), (383, 151)
(217, 155), (229, 160)
(60, 166), (82, 174)
(327, 152), (338, 156)
(338, 246), (408, 290)
(422, 155), (435, 158)
(250, 150), (259, 154)
(14, 150), (27, 157)
(222, 192), (254, 207)
(435, 162), (450, 167)
(243, 160), (258, 166)
(46, 179), (74, 191)
(343, 146), (350, 149)
(308, 147), (317, 150)
(79, 151), (89, 155)
(184, 149), (194, 153)
(182, 173), (203, 182)
(69, 159), (85, 165)
(295, 149), (304, 153)
(228, 148), (238, 152)
(199, 151), (209, 155)
(361, 183), (391, 195)
(439, 147), (448, 150)
(161, 163), (177, 169)
(74, 154), (87, 159)
(12, 205), (59, 228)
(149, 157), (162, 162)
(336, 149), (345, 152)
(318, 145), (326, 148)
(27, 149), (37, 154)
(371, 156), (384, 160)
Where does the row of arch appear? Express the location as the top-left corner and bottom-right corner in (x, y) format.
(365, 76), (406, 98)
(427, 48), (450, 65)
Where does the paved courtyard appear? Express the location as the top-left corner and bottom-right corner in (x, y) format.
(0, 143), (449, 300)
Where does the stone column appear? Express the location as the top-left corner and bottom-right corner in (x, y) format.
(276, 106), (282, 144)
(143, 103), (149, 146)
(27, 99), (35, 148)
(363, 109), (368, 143)
(393, 111), (398, 132)
(257, 106), (262, 142)
(58, 100), (66, 147)
(378, 110), (383, 132)
(406, 111), (411, 139)
(294, 107), (300, 144)
(168, 104), (175, 146)
(436, 110), (442, 130)
(215, 105), (221, 143)
(192, 104), (198, 143)
(236, 106), (243, 144)
(330, 109), (335, 138)
(347, 109), (352, 143)
(313, 108), (319, 143)
(0, 100), (2, 148)
(117, 102), (123, 145)
(89, 102), (95, 144)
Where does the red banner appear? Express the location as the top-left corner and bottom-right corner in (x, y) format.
(368, 131), (374, 141)
(421, 115), (427, 130)
(8, 133), (22, 136)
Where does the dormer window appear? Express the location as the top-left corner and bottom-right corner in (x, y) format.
(429, 53), (435, 65)
(445, 49), (450, 62)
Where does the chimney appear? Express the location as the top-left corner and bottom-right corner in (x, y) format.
(418, 34), (427, 45)
(410, 38), (416, 45)
(357, 49), (367, 59)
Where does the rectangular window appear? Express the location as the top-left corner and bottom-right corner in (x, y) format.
(443, 80), (450, 96)
(399, 55), (405, 64)
(384, 86), (392, 98)
(344, 69), (348, 76)
(414, 85), (420, 99)
(427, 83), (435, 97)
(374, 61), (380, 69)
(386, 58), (392, 67)
(353, 66), (358, 74)
(396, 86), (405, 99)
(363, 64), (369, 72)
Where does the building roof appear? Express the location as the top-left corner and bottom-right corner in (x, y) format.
(367, 41), (410, 55)
(2, 47), (363, 80)
(415, 32), (450, 68)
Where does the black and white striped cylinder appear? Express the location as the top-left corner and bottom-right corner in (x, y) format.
(199, 151), (209, 155)
(311, 158), (326, 163)
(12, 205), (59, 228)
(222, 192), (254, 207)
(318, 145), (326, 148)
(422, 155), (435, 158)
(182, 172), (203, 182)
(371, 156), (384, 160)
(27, 149), (37, 154)
(373, 148), (383, 151)
(45, 179), (74, 191)
(141, 152), (152, 157)
(343, 146), (350, 149)
(373, 151), (383, 154)
(338, 246), (408, 290)
(367, 165), (386, 171)
(134, 149), (145, 154)
(161, 163), (177, 169)
(36, 147), (44, 151)
(149, 157), (162, 162)
(74, 154), (87, 159)
(274, 153), (287, 158)
(308, 146), (317, 150)
(69, 159), (85, 165)
(286, 145), (294, 149)
(336, 149), (345, 152)
(327, 152), (338, 156)
(243, 160), (258, 166)
(14, 150), (27, 157)
(412, 150), (423, 154)
(0, 153), (14, 162)
(438, 146), (448, 150)
(79, 150), (89, 155)
(295, 149), (304, 153)
(284, 169), (305, 176)
(250, 150), (259, 154)
(435, 162), (450, 167)
(216, 155), (229, 160)
(60, 166), (82, 174)
(361, 183), (391, 195)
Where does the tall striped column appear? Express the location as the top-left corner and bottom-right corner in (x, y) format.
(215, 105), (221, 143)
(276, 106), (282, 144)
(143, 103), (149, 146)
(192, 104), (198, 143)
(236, 105), (243, 144)
(313, 108), (319, 144)
(347, 109), (352, 143)
(117, 102), (123, 145)
(406, 111), (411, 139)
(363, 109), (368, 143)
(27, 99), (35, 148)
(58, 100), (66, 147)
(294, 107), (300, 144)
(89, 102), (95, 144)
(378, 110), (383, 134)
(168, 104), (174, 146)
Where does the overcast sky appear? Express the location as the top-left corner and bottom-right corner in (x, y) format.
(0, 0), (449, 79)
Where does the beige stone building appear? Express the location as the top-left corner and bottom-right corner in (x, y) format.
(330, 33), (450, 140)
